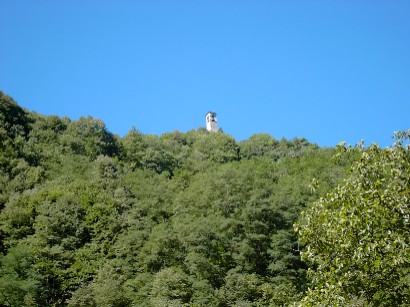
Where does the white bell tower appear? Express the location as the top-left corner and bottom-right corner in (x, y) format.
(205, 112), (218, 132)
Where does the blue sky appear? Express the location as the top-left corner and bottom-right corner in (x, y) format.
(1, 1), (409, 147)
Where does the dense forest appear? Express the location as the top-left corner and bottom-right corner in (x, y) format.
(0, 91), (408, 306)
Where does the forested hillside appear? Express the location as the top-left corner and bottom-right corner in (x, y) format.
(2, 90), (403, 306)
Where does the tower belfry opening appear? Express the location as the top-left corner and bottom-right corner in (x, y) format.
(206, 112), (218, 132)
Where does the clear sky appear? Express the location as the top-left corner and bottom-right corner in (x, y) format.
(1, 1), (409, 147)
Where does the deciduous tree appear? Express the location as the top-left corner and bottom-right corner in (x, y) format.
(295, 131), (410, 306)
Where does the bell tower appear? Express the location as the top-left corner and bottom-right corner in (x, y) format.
(205, 112), (218, 132)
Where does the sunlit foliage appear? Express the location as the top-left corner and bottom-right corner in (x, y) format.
(0, 92), (356, 306)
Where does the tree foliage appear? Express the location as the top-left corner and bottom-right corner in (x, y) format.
(0, 92), (359, 306)
(295, 131), (410, 306)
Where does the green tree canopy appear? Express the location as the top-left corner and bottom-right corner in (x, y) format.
(1, 92), (356, 306)
(295, 131), (410, 306)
